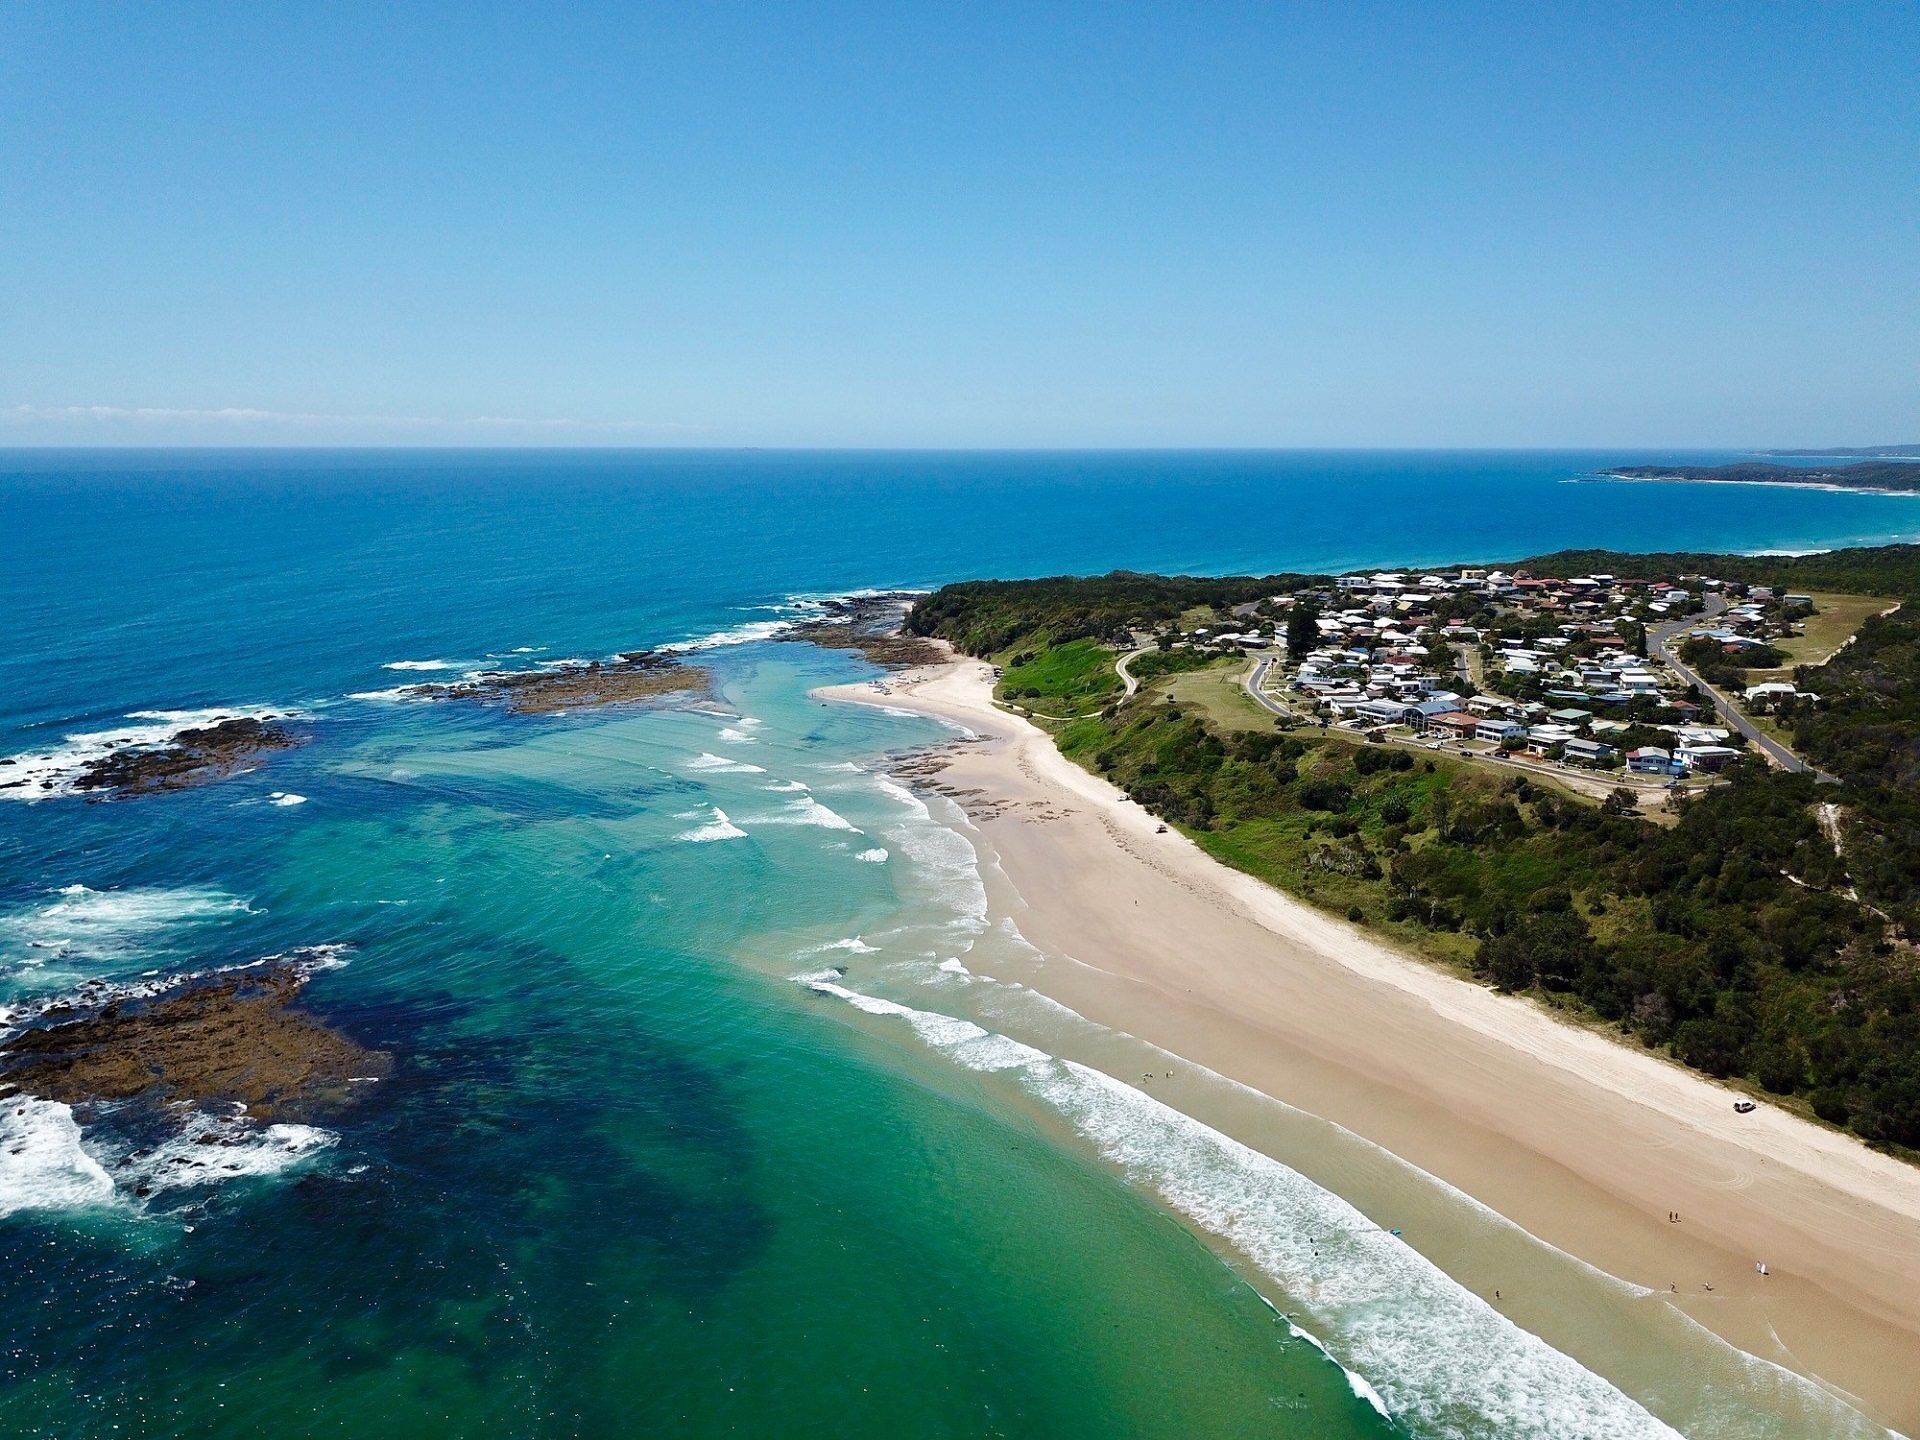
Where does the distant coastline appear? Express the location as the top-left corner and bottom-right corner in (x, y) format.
(1596, 460), (1920, 494)
(1763, 445), (1920, 460)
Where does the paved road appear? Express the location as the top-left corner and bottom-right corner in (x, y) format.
(1243, 654), (1295, 719)
(1649, 596), (1837, 782)
(1115, 647), (1149, 699)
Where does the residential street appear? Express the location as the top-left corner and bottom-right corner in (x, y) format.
(1649, 595), (1837, 781)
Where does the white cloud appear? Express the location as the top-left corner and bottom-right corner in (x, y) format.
(0, 403), (705, 439)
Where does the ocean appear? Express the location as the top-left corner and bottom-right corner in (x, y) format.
(2, 449), (1915, 1440)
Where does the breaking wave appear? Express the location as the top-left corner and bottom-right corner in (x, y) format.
(798, 977), (1684, 1440)
(676, 808), (749, 843)
(0, 1096), (339, 1222)
(687, 752), (767, 775)
(0, 885), (255, 967)
(0, 1096), (117, 1220)
(748, 796), (862, 832)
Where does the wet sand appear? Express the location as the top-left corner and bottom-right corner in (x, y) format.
(821, 658), (1920, 1434)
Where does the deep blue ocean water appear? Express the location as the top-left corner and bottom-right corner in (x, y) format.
(2, 450), (1914, 1440)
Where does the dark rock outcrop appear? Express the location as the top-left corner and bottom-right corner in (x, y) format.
(399, 652), (713, 713)
(784, 593), (949, 667)
(70, 717), (301, 799)
(1, 958), (386, 1120)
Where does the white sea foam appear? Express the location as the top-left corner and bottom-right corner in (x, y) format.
(800, 980), (1683, 1440)
(0, 1097), (117, 1219)
(119, 1110), (337, 1193)
(687, 752), (767, 774)
(816, 761), (864, 774)
(763, 779), (810, 793)
(658, 618), (797, 653)
(268, 792), (308, 807)
(811, 937), (882, 955)
(855, 847), (890, 863)
(658, 589), (924, 654)
(718, 726), (755, 744)
(0, 885), (254, 966)
(750, 796), (862, 832)
(381, 659), (460, 671)
(0, 707), (293, 802)
(348, 686), (431, 702)
(872, 782), (988, 929)
(676, 808), (748, 843)
(870, 775), (923, 811)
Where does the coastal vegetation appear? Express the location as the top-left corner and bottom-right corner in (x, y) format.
(906, 571), (1313, 654)
(998, 638), (1125, 712)
(907, 546), (1920, 1149)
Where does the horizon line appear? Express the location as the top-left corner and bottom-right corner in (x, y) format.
(0, 442), (1859, 456)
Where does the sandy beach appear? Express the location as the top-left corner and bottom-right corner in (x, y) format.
(822, 657), (1920, 1434)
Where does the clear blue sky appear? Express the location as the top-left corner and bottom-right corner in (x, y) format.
(2, 3), (1915, 448)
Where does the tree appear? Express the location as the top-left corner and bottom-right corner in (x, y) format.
(1287, 600), (1320, 660)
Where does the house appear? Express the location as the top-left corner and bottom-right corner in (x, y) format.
(1562, 737), (1614, 766)
(1627, 746), (1673, 775)
(1743, 681), (1798, 704)
(1476, 718), (1527, 744)
(1676, 745), (1740, 774)
(1406, 695), (1467, 729)
(1671, 725), (1732, 747)
(1355, 699), (1412, 726)
(1429, 711), (1481, 740)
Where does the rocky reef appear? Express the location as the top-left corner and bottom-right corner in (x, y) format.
(784, 593), (949, 667)
(1, 954), (386, 1121)
(398, 651), (713, 713)
(67, 716), (302, 799)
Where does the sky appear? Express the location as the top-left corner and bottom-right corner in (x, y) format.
(1, 3), (1916, 449)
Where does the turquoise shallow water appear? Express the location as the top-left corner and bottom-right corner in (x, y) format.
(3, 450), (1915, 1438)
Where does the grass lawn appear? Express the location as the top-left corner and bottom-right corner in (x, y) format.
(1155, 659), (1278, 733)
(1746, 592), (1899, 680)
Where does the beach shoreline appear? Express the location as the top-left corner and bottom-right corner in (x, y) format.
(1586, 472), (1920, 498)
(819, 656), (1920, 1433)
